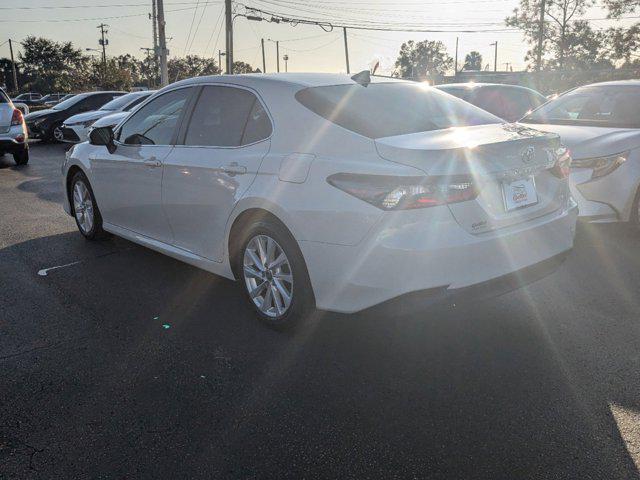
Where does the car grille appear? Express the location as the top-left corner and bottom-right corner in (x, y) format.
(61, 127), (80, 142)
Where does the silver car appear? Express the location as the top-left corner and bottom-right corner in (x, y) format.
(522, 80), (640, 226)
(0, 88), (29, 165)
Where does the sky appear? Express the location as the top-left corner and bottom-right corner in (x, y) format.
(0, 0), (635, 76)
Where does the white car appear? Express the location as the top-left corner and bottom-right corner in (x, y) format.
(61, 90), (154, 143)
(62, 73), (577, 328)
(90, 110), (130, 131)
(0, 88), (29, 165)
(521, 80), (640, 224)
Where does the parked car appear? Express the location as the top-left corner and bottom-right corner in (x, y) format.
(436, 83), (547, 122)
(62, 73), (577, 329)
(89, 110), (130, 131)
(41, 93), (71, 107)
(0, 88), (29, 165)
(25, 91), (125, 143)
(521, 80), (640, 225)
(11, 92), (42, 106)
(62, 90), (155, 143)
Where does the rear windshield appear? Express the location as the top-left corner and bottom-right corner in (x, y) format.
(523, 85), (640, 128)
(295, 82), (500, 139)
(53, 93), (90, 110)
(100, 92), (144, 111)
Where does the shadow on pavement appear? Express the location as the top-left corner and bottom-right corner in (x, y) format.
(1, 220), (639, 478)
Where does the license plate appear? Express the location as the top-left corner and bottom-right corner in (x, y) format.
(502, 176), (538, 211)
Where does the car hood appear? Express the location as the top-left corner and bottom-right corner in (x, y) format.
(64, 110), (109, 125)
(24, 108), (56, 121)
(92, 111), (129, 128)
(520, 123), (640, 159)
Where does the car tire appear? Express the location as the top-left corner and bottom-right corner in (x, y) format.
(70, 171), (107, 240)
(13, 148), (29, 166)
(236, 219), (315, 330)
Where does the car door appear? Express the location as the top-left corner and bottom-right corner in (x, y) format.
(162, 84), (272, 261)
(90, 86), (195, 243)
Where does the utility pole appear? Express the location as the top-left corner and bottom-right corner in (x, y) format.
(97, 24), (109, 87)
(225, 0), (233, 74)
(454, 36), (459, 76)
(536, 0), (546, 71)
(283, 54), (289, 72)
(156, 0), (169, 85)
(343, 27), (350, 74)
(218, 50), (226, 74)
(151, 0), (159, 83)
(8, 39), (18, 94)
(490, 41), (498, 72)
(261, 38), (266, 73)
(276, 41), (280, 72)
(141, 47), (154, 88)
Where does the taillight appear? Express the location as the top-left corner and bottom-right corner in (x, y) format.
(327, 173), (479, 210)
(551, 147), (571, 179)
(572, 151), (628, 179)
(10, 108), (24, 126)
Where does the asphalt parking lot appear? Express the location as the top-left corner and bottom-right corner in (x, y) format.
(1, 142), (640, 479)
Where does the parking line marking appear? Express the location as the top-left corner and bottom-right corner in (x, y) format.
(38, 260), (83, 277)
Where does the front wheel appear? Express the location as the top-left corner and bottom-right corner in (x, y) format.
(237, 220), (314, 330)
(70, 171), (107, 240)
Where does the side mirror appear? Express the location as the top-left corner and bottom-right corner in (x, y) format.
(89, 126), (116, 153)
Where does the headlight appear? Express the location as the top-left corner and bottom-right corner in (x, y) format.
(572, 152), (628, 179)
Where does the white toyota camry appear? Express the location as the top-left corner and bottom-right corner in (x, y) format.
(62, 73), (577, 328)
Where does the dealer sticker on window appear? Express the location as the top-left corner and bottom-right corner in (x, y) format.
(502, 176), (538, 211)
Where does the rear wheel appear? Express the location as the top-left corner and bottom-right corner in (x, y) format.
(237, 220), (314, 330)
(13, 148), (29, 165)
(70, 171), (106, 240)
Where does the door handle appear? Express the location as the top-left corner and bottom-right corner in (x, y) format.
(221, 163), (247, 176)
(144, 158), (162, 168)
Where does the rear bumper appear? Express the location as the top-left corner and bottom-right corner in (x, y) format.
(0, 126), (28, 153)
(300, 200), (578, 313)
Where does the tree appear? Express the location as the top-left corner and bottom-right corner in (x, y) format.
(505, 0), (596, 70)
(394, 40), (453, 78)
(18, 36), (89, 92)
(603, 0), (640, 17)
(463, 51), (483, 70)
(232, 61), (260, 74)
(607, 24), (640, 65)
(168, 55), (220, 82)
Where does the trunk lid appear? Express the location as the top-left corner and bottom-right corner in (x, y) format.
(375, 123), (567, 234)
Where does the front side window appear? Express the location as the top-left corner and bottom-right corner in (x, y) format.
(524, 86), (640, 128)
(295, 82), (500, 139)
(184, 86), (271, 147)
(118, 88), (192, 146)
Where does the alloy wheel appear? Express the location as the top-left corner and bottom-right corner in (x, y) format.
(53, 126), (64, 142)
(243, 235), (294, 318)
(73, 180), (94, 234)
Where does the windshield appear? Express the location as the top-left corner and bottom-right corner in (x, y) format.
(523, 85), (640, 128)
(53, 93), (90, 110)
(295, 82), (500, 139)
(100, 93), (142, 112)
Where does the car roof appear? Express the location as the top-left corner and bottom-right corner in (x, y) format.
(581, 79), (640, 87)
(437, 82), (533, 90)
(169, 72), (410, 90)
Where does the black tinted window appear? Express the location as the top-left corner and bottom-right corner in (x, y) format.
(524, 86), (640, 127)
(185, 86), (269, 147)
(118, 88), (192, 145)
(0, 90), (9, 103)
(295, 82), (499, 139)
(241, 100), (272, 144)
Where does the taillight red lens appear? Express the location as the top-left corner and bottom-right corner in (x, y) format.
(551, 147), (571, 179)
(10, 108), (24, 126)
(327, 173), (479, 210)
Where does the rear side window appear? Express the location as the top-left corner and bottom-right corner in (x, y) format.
(184, 86), (271, 147)
(295, 82), (499, 139)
